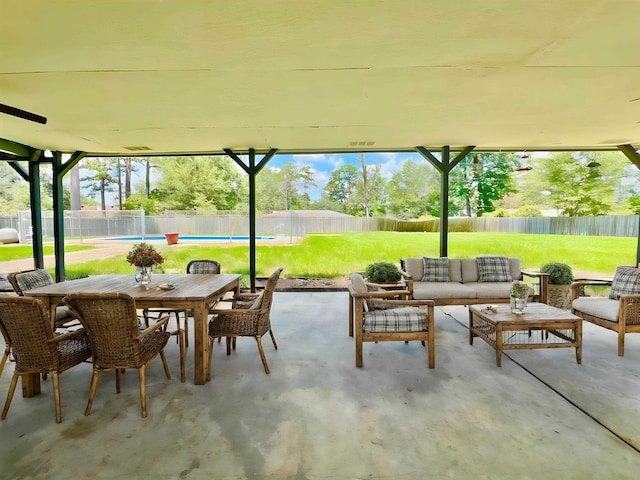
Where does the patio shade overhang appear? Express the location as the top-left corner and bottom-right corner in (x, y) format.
(1, 0), (639, 157)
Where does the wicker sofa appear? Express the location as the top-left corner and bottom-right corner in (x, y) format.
(571, 266), (640, 356)
(400, 256), (548, 306)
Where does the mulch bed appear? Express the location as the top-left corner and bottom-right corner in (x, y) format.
(269, 277), (348, 292)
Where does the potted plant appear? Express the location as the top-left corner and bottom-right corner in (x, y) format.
(126, 242), (165, 286)
(540, 262), (574, 309)
(364, 261), (402, 284)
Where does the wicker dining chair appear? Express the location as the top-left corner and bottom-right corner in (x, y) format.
(8, 269), (77, 327)
(143, 259), (221, 348)
(64, 292), (179, 418)
(207, 267), (282, 377)
(0, 296), (92, 423)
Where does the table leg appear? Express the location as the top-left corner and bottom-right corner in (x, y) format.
(468, 310), (474, 345)
(495, 325), (502, 367)
(193, 301), (209, 385)
(576, 320), (582, 364)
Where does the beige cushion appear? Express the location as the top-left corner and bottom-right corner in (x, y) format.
(461, 258), (479, 283)
(465, 282), (515, 299)
(405, 258), (425, 281)
(573, 297), (619, 322)
(412, 282), (476, 300)
(509, 258), (522, 282)
(350, 272), (370, 311)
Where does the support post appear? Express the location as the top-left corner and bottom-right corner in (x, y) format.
(51, 151), (86, 281)
(618, 145), (640, 266)
(416, 145), (475, 257)
(28, 152), (44, 269)
(225, 148), (278, 291)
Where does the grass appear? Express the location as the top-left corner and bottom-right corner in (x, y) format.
(51, 232), (637, 280)
(0, 244), (93, 261)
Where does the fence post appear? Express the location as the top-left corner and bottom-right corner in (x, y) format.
(140, 209), (145, 240)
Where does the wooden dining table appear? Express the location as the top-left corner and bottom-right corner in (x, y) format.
(23, 273), (240, 396)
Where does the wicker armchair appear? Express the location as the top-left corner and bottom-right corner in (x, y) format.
(0, 296), (92, 423)
(8, 269), (77, 327)
(571, 266), (640, 356)
(208, 267), (282, 377)
(64, 292), (177, 418)
(143, 259), (221, 347)
(348, 273), (435, 368)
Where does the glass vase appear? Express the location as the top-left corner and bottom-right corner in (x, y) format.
(135, 266), (152, 287)
(510, 292), (527, 314)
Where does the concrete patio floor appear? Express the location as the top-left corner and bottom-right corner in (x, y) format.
(1, 292), (640, 479)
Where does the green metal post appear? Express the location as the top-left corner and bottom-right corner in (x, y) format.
(28, 155), (44, 268)
(416, 145), (475, 258)
(225, 148), (278, 292)
(52, 152), (66, 281)
(51, 151), (86, 281)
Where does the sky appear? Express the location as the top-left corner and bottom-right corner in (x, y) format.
(263, 151), (425, 200)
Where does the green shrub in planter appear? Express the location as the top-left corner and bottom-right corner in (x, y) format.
(540, 262), (574, 285)
(365, 262), (402, 283)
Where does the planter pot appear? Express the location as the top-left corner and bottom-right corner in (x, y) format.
(165, 232), (179, 245)
(547, 284), (572, 310)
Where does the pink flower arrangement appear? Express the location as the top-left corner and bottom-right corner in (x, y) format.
(510, 280), (530, 298)
(126, 242), (164, 268)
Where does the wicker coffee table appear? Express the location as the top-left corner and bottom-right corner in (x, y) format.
(468, 303), (582, 367)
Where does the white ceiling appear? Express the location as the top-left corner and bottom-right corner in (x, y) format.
(1, 0), (640, 156)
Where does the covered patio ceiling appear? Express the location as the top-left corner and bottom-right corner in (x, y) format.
(2, 0), (640, 156)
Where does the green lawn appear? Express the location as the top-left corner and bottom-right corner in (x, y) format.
(0, 244), (93, 261)
(58, 232), (636, 280)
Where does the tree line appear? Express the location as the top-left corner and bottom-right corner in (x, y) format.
(1, 151), (638, 218)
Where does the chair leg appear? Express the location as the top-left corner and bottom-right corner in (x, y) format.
(1, 373), (19, 419)
(226, 337), (232, 356)
(178, 330), (186, 383)
(269, 329), (278, 350)
(179, 310), (189, 348)
(85, 369), (100, 416)
(115, 368), (121, 393)
(207, 336), (215, 381)
(0, 345), (9, 376)
(618, 330), (625, 356)
(159, 350), (171, 380)
(51, 372), (62, 423)
(139, 365), (147, 418)
(255, 336), (270, 374)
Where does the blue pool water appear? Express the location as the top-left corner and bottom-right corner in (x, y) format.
(105, 235), (276, 241)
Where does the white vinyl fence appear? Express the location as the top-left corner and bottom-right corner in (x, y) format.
(0, 211), (638, 243)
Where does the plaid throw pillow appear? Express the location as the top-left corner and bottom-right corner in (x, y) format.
(609, 266), (640, 300)
(476, 256), (512, 282)
(422, 257), (449, 282)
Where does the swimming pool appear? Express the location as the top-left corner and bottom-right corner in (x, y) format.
(104, 235), (276, 241)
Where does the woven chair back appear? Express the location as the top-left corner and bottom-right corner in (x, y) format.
(8, 269), (54, 295)
(253, 267), (282, 334)
(0, 296), (57, 372)
(186, 260), (221, 274)
(64, 292), (142, 369)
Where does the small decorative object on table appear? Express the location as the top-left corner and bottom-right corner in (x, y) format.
(126, 242), (164, 287)
(510, 280), (530, 314)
